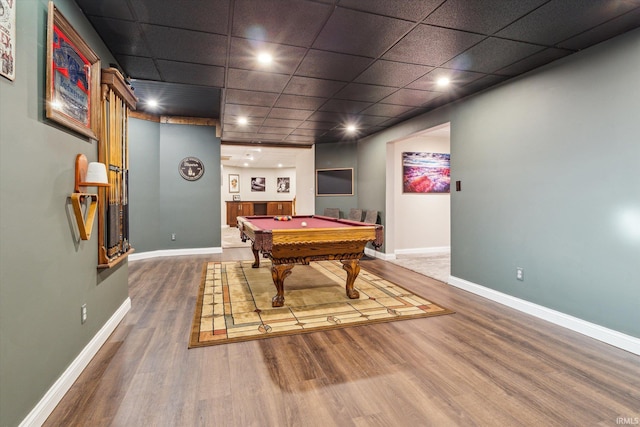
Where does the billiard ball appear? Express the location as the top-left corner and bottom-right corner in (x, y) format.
(301, 221), (307, 227)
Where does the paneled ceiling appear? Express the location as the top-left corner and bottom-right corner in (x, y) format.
(74, 0), (640, 147)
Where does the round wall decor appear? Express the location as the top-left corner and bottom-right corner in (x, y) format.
(179, 157), (205, 181)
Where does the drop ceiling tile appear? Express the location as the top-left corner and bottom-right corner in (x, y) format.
(141, 24), (227, 66)
(116, 55), (161, 80)
(262, 118), (304, 128)
(444, 38), (544, 74)
(228, 38), (307, 74)
(407, 69), (486, 91)
(496, 0), (640, 46)
(318, 99), (372, 114)
(334, 83), (397, 102)
(559, 8), (640, 50)
(381, 89), (442, 107)
(298, 120), (337, 130)
(225, 89), (279, 107)
(89, 18), (150, 56)
(223, 131), (260, 140)
(129, 0), (230, 33)
(156, 60), (225, 87)
(131, 80), (220, 117)
(495, 48), (572, 76)
(224, 104), (270, 117)
(283, 77), (346, 97)
(76, 0), (133, 20)
(223, 124), (259, 133)
(423, 0), (548, 35)
(296, 50), (373, 81)
(383, 24), (485, 66)
(360, 103), (414, 117)
(355, 60), (432, 87)
(257, 127), (290, 136)
(274, 94), (327, 110)
(227, 69), (290, 92)
(338, 0), (443, 22)
(232, 0), (333, 46)
(290, 128), (324, 136)
(268, 108), (313, 120)
(313, 7), (414, 57)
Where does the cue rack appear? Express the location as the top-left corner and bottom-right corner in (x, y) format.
(97, 68), (137, 268)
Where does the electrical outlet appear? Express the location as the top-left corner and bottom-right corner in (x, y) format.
(81, 304), (87, 324)
(516, 267), (524, 281)
(171, 233), (176, 241)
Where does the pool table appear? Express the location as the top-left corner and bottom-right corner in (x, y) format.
(237, 215), (384, 307)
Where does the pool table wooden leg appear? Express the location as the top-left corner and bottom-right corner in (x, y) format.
(341, 259), (361, 299)
(251, 246), (260, 268)
(271, 263), (294, 307)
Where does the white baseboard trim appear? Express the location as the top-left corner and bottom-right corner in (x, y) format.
(129, 247), (222, 261)
(448, 276), (640, 356)
(20, 298), (132, 427)
(364, 247), (394, 260)
(395, 246), (450, 256)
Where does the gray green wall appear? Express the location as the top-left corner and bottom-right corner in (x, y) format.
(129, 120), (221, 253)
(314, 141), (358, 218)
(357, 28), (640, 338)
(0, 1), (129, 426)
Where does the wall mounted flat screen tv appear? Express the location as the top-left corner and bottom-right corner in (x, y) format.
(316, 168), (354, 196)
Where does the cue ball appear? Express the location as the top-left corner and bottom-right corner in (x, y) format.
(301, 221), (307, 227)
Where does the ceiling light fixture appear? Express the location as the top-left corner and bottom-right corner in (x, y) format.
(147, 99), (159, 108)
(257, 52), (273, 64)
(237, 117), (248, 125)
(436, 77), (450, 87)
(346, 124), (357, 133)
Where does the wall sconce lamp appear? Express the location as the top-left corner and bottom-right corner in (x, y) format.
(72, 154), (109, 240)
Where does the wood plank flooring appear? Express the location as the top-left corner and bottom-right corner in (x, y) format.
(44, 249), (640, 426)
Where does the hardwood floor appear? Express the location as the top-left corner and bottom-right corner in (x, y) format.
(44, 249), (640, 426)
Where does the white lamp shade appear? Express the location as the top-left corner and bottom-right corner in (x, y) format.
(83, 162), (109, 186)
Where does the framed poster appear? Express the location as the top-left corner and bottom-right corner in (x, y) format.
(277, 177), (290, 193)
(229, 174), (239, 193)
(251, 177), (265, 192)
(46, 2), (100, 139)
(0, 0), (16, 81)
(402, 152), (450, 193)
(316, 168), (353, 196)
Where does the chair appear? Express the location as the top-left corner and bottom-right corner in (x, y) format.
(323, 208), (340, 219)
(347, 208), (363, 222)
(363, 210), (378, 224)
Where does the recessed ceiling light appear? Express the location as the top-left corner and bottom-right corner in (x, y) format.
(243, 162), (249, 167)
(346, 124), (357, 133)
(436, 77), (450, 87)
(277, 163), (282, 168)
(147, 99), (159, 108)
(238, 117), (248, 125)
(257, 52), (272, 64)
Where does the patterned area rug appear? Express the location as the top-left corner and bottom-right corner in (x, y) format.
(190, 260), (454, 347)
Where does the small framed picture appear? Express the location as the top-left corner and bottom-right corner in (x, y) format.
(251, 177), (265, 192)
(229, 174), (239, 193)
(277, 177), (290, 193)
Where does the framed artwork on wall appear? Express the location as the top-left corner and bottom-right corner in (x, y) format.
(0, 0), (16, 81)
(277, 177), (290, 193)
(251, 177), (265, 192)
(229, 174), (239, 193)
(45, 1), (100, 139)
(402, 152), (450, 193)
